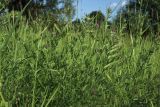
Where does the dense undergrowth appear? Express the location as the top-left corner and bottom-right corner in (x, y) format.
(0, 13), (160, 107)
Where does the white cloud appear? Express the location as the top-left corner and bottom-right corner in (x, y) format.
(110, 2), (118, 9)
(110, 0), (128, 9)
(121, 0), (128, 7)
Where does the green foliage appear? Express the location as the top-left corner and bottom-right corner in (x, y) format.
(0, 0), (75, 21)
(46, 0), (75, 20)
(0, 10), (160, 107)
(85, 11), (105, 27)
(114, 0), (160, 37)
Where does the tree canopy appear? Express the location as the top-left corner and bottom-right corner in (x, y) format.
(0, 0), (75, 20)
(114, 0), (160, 36)
(85, 11), (105, 27)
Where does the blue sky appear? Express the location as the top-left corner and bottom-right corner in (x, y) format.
(74, 0), (128, 19)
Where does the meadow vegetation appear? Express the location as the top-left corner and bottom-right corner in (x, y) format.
(0, 5), (160, 107)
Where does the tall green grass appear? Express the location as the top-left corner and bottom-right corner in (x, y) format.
(0, 11), (160, 107)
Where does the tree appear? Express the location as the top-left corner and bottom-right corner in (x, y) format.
(114, 0), (160, 36)
(0, 0), (75, 20)
(0, 0), (9, 14)
(59, 0), (75, 21)
(127, 0), (160, 22)
(85, 11), (105, 27)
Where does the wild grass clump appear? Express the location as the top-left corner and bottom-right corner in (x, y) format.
(0, 12), (160, 107)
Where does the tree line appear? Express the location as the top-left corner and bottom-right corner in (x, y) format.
(114, 0), (160, 36)
(0, 0), (75, 21)
(0, 0), (160, 36)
